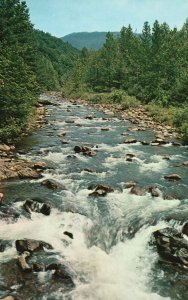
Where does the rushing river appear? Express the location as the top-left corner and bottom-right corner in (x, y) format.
(0, 95), (188, 300)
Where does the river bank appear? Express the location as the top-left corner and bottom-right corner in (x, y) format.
(0, 92), (62, 182)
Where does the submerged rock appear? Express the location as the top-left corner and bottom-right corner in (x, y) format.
(41, 179), (66, 190)
(164, 174), (181, 181)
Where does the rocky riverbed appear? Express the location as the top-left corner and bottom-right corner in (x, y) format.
(0, 92), (188, 300)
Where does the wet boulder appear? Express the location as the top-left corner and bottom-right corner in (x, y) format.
(83, 168), (96, 173)
(40, 202), (52, 216)
(182, 223), (188, 236)
(32, 262), (45, 272)
(66, 154), (77, 159)
(126, 154), (136, 162)
(164, 174), (181, 181)
(74, 145), (87, 153)
(58, 131), (66, 137)
(145, 185), (161, 197)
(89, 189), (107, 197)
(17, 251), (32, 272)
(172, 141), (182, 146)
(162, 155), (171, 160)
(152, 138), (167, 145)
(47, 264), (75, 288)
(123, 138), (137, 144)
(152, 227), (188, 267)
(33, 161), (47, 170)
(130, 186), (145, 196)
(121, 132), (129, 136)
(65, 120), (75, 124)
(15, 239), (53, 254)
(23, 199), (52, 216)
(17, 168), (41, 179)
(88, 184), (114, 197)
(84, 149), (97, 157)
(140, 141), (150, 145)
(41, 179), (67, 190)
(74, 145), (97, 157)
(101, 127), (110, 131)
(88, 184), (114, 193)
(63, 231), (74, 239)
(85, 115), (93, 120)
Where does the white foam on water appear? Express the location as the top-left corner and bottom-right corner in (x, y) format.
(103, 155), (140, 168)
(44, 151), (70, 162)
(139, 155), (169, 173)
(98, 142), (144, 155)
(69, 227), (170, 300)
(0, 186), (180, 300)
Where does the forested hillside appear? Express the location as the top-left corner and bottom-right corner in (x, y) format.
(62, 32), (119, 50)
(64, 22), (188, 142)
(0, 0), (78, 141)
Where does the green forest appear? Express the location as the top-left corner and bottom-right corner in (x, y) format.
(0, 0), (78, 141)
(64, 21), (188, 142)
(0, 0), (188, 142)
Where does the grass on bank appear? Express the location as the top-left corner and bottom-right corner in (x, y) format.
(146, 103), (188, 143)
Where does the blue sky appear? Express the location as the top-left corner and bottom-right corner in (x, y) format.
(25, 0), (188, 37)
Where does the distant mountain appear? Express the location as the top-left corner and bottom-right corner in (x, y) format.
(61, 32), (120, 50)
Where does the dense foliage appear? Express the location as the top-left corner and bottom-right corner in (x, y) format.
(64, 21), (188, 141)
(0, 0), (78, 141)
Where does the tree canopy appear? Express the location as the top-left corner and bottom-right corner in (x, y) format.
(0, 0), (78, 141)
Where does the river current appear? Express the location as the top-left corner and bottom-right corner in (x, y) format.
(0, 95), (188, 300)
